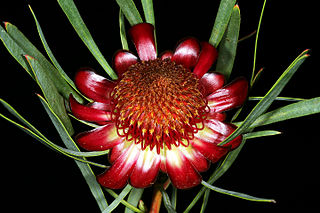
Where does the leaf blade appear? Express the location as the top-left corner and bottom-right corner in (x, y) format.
(37, 94), (109, 211)
(218, 50), (309, 146)
(115, 0), (143, 26)
(103, 185), (133, 213)
(57, 0), (118, 80)
(216, 4), (241, 80)
(209, 0), (236, 47)
(201, 180), (276, 203)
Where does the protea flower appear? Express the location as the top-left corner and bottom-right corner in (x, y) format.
(69, 23), (248, 189)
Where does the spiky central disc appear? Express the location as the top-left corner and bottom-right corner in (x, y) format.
(111, 59), (208, 153)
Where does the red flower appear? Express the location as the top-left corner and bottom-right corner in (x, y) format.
(70, 23), (248, 189)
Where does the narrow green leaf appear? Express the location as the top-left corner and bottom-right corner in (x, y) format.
(57, 0), (118, 80)
(28, 5), (84, 103)
(200, 189), (210, 213)
(218, 50), (309, 146)
(184, 141), (246, 213)
(170, 186), (177, 211)
(69, 113), (100, 128)
(0, 24), (34, 78)
(119, 9), (129, 50)
(249, 96), (306, 102)
(160, 187), (177, 213)
(115, 0), (143, 26)
(103, 185), (133, 213)
(25, 55), (74, 134)
(249, 97), (320, 129)
(216, 4), (240, 80)
(37, 94), (108, 211)
(0, 111), (107, 168)
(141, 0), (155, 25)
(243, 130), (281, 140)
(4, 22), (80, 101)
(125, 188), (144, 213)
(105, 188), (143, 213)
(201, 180), (276, 203)
(209, 0), (237, 47)
(251, 0), (267, 85)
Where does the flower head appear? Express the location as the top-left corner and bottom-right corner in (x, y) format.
(70, 23), (248, 189)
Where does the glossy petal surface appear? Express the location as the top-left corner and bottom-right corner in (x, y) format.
(97, 144), (140, 189)
(113, 50), (138, 78)
(75, 123), (122, 151)
(200, 72), (225, 96)
(130, 149), (161, 188)
(193, 42), (218, 79)
(172, 38), (200, 69)
(69, 95), (111, 124)
(75, 69), (115, 102)
(179, 146), (210, 172)
(166, 147), (202, 189)
(160, 51), (173, 60)
(207, 77), (248, 112)
(129, 23), (157, 61)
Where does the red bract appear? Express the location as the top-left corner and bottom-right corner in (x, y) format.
(70, 23), (248, 189)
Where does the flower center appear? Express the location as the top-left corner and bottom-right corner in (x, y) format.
(111, 59), (208, 153)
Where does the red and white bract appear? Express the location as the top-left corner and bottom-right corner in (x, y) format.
(70, 23), (248, 189)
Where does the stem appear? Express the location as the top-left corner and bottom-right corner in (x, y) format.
(149, 179), (171, 213)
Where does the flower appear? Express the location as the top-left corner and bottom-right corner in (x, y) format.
(69, 23), (248, 189)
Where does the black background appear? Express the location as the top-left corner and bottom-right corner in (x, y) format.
(0, 0), (319, 212)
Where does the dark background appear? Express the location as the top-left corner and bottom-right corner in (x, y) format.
(0, 0), (318, 212)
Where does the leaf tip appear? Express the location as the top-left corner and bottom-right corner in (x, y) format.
(3, 21), (11, 30)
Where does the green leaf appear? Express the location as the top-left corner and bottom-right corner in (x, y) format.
(0, 24), (34, 78)
(28, 5), (84, 103)
(119, 9), (129, 50)
(141, 0), (155, 25)
(160, 187), (177, 213)
(115, 0), (143, 26)
(170, 186), (177, 211)
(125, 188), (144, 213)
(200, 189), (210, 213)
(249, 97), (320, 129)
(248, 96), (306, 102)
(216, 4), (240, 80)
(243, 130), (281, 140)
(3, 22), (80, 102)
(103, 185), (133, 213)
(201, 180), (276, 203)
(37, 94), (108, 211)
(25, 55), (74, 134)
(218, 50), (309, 146)
(183, 141), (246, 213)
(251, 0), (267, 85)
(105, 189), (143, 213)
(57, 0), (118, 80)
(209, 0), (237, 47)
(0, 98), (108, 158)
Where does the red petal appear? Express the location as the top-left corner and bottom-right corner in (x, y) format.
(113, 50), (138, 78)
(199, 72), (225, 96)
(75, 123), (123, 151)
(129, 23), (157, 61)
(75, 69), (115, 102)
(172, 38), (200, 69)
(166, 147), (202, 189)
(207, 77), (248, 113)
(192, 119), (242, 163)
(130, 150), (161, 188)
(109, 142), (126, 164)
(160, 51), (173, 60)
(206, 111), (226, 122)
(191, 138), (229, 163)
(69, 95), (111, 124)
(193, 42), (218, 79)
(179, 146), (210, 172)
(97, 144), (140, 189)
(88, 102), (112, 111)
